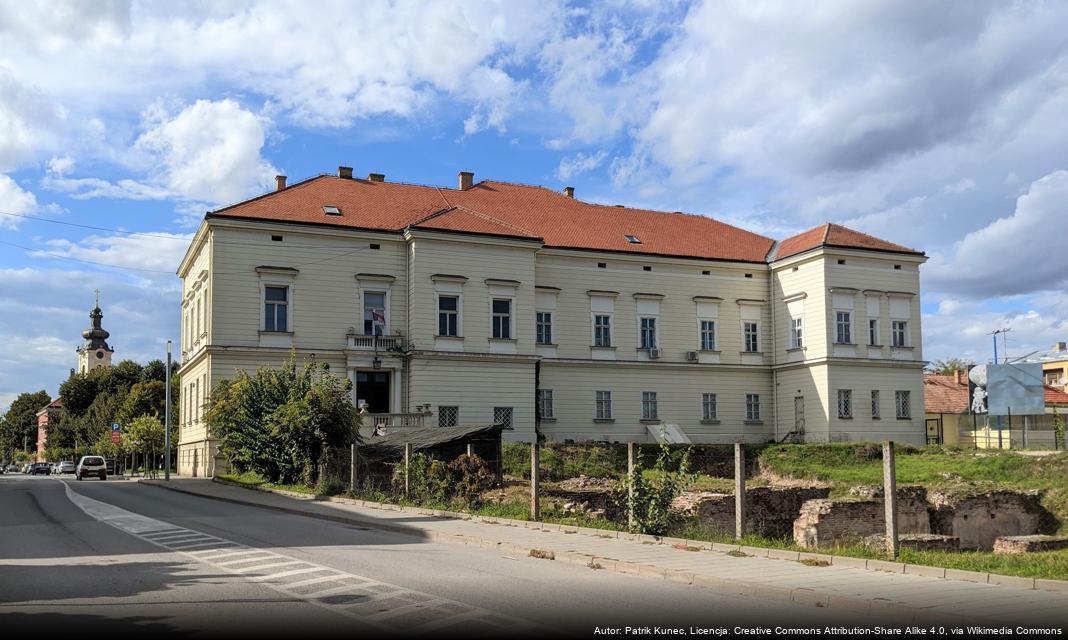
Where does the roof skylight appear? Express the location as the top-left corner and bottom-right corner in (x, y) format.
(323, 205), (341, 216)
(624, 234), (641, 244)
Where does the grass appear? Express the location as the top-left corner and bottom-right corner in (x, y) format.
(218, 471), (320, 496)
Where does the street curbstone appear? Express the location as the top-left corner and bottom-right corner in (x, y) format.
(866, 559), (905, 574)
(945, 568), (988, 584)
(903, 563), (946, 579)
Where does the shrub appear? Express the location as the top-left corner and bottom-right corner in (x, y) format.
(395, 452), (495, 508)
(620, 443), (696, 535)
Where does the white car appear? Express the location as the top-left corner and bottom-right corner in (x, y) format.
(57, 461), (76, 474)
(76, 456), (107, 481)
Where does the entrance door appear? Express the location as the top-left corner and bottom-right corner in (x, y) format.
(925, 418), (943, 445)
(356, 371), (390, 413)
(793, 396), (805, 434)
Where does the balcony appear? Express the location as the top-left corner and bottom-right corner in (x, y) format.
(346, 333), (404, 352)
(358, 412), (429, 437)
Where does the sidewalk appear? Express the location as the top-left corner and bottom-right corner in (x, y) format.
(139, 478), (1068, 627)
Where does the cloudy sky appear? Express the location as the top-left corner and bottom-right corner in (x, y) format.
(2, 0), (1067, 411)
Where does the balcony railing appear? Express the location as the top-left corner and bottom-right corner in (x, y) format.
(359, 412), (429, 437)
(346, 334), (404, 352)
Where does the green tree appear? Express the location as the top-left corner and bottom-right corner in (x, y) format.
(140, 359), (168, 384)
(620, 444), (696, 536)
(124, 415), (170, 478)
(206, 356), (360, 485)
(0, 390), (51, 456)
(927, 358), (973, 375)
(59, 374), (97, 416)
(117, 381), (167, 425)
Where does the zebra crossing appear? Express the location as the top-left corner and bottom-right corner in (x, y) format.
(63, 482), (539, 635)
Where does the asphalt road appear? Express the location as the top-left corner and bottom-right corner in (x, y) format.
(0, 473), (885, 637)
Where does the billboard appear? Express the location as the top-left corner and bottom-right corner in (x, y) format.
(986, 363), (1045, 416)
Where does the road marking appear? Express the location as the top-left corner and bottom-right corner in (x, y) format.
(62, 482), (540, 634)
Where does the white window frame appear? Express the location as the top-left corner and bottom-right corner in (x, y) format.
(835, 311), (852, 344)
(491, 297), (514, 340)
(837, 389), (853, 419)
(891, 320), (909, 347)
(593, 313), (613, 347)
(537, 389), (554, 419)
(745, 394), (761, 422)
(699, 320), (717, 351)
(702, 393), (718, 421)
(595, 391), (613, 420)
(262, 284), (291, 332)
(639, 316), (658, 350)
(358, 288), (391, 336)
(790, 317), (803, 349)
(743, 321), (760, 353)
(437, 294), (461, 337)
(536, 311), (553, 345)
(869, 318), (880, 346)
(641, 391), (658, 420)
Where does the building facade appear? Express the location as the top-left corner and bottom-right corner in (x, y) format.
(176, 167), (928, 478)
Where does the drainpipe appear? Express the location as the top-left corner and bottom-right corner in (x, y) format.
(769, 268), (779, 442)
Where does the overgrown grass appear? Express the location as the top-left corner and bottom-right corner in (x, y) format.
(218, 471), (319, 496)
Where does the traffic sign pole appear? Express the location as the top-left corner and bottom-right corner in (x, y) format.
(165, 340), (172, 481)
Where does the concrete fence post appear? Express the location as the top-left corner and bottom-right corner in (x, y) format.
(350, 442), (357, 494)
(627, 442), (637, 530)
(530, 441), (540, 521)
(883, 440), (899, 558)
(734, 442), (746, 540)
(404, 442), (412, 498)
(466, 443), (475, 458)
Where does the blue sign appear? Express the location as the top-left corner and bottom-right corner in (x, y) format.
(111, 422), (121, 432)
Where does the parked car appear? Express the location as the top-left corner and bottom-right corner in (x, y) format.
(30, 463), (51, 475)
(49, 462), (59, 475)
(76, 456), (107, 481)
(57, 461), (76, 474)
(21, 463), (31, 473)
(5, 464), (17, 472)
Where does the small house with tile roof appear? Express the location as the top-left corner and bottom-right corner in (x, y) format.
(176, 166), (929, 478)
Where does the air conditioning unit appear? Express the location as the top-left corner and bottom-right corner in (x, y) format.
(648, 348), (661, 359)
(686, 351), (698, 362)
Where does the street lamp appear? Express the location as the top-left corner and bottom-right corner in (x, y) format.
(165, 340), (171, 481)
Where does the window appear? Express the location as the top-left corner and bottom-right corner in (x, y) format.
(596, 391), (613, 419)
(835, 311), (851, 344)
(869, 319), (879, 345)
(791, 317), (803, 349)
(493, 407), (513, 428)
(892, 320), (908, 347)
(640, 317), (657, 349)
(323, 205), (341, 215)
(536, 312), (553, 345)
(624, 234), (641, 244)
(700, 320), (716, 351)
(895, 391), (911, 419)
(594, 315), (612, 347)
(438, 296), (459, 336)
(837, 389), (853, 419)
(641, 392), (658, 420)
(492, 299), (511, 339)
(362, 291), (386, 335)
(743, 322), (759, 352)
(702, 393), (718, 421)
(537, 389), (554, 419)
(264, 286), (288, 332)
(746, 394), (761, 421)
(871, 390), (881, 419)
(438, 406), (458, 428)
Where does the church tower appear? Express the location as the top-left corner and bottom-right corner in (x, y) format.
(76, 290), (114, 374)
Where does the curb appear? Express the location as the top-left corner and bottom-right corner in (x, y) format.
(138, 479), (1066, 606)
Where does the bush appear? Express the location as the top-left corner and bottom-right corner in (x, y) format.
(316, 474), (347, 497)
(396, 453), (496, 508)
(620, 443), (696, 535)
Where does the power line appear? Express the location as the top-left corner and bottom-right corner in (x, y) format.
(0, 238), (175, 274)
(0, 210), (190, 241)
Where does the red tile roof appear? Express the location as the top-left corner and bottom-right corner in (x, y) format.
(775, 223), (922, 260)
(924, 373), (1068, 413)
(207, 175), (919, 263)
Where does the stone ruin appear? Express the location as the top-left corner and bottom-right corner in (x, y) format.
(792, 486), (931, 548)
(545, 475), (618, 519)
(928, 490), (1045, 550)
(993, 535), (1068, 555)
(672, 487), (830, 538)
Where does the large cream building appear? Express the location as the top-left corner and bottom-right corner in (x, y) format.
(176, 167), (927, 477)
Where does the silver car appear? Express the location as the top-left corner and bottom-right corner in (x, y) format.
(76, 456), (107, 480)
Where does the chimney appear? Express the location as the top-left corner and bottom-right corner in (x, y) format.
(458, 171), (474, 190)
(368, 173), (385, 183)
(338, 166), (353, 179)
(275, 175), (287, 191)
(954, 369), (965, 385)
(1056, 341), (1067, 352)
(563, 186), (575, 198)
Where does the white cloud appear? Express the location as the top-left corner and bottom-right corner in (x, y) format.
(556, 150), (608, 180)
(923, 293), (1068, 364)
(0, 174), (39, 229)
(35, 231), (194, 278)
(926, 170), (1068, 297)
(0, 67), (66, 171)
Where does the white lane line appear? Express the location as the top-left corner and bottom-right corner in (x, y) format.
(169, 540), (229, 550)
(62, 481), (540, 633)
(283, 574), (348, 589)
(250, 567), (325, 582)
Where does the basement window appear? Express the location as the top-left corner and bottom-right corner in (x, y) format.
(624, 234), (641, 244)
(323, 205), (341, 216)
(271, 235), (283, 242)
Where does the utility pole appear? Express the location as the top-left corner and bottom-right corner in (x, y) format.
(165, 340), (172, 481)
(989, 328), (1011, 364)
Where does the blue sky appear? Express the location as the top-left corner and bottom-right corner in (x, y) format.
(2, 0), (1068, 411)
